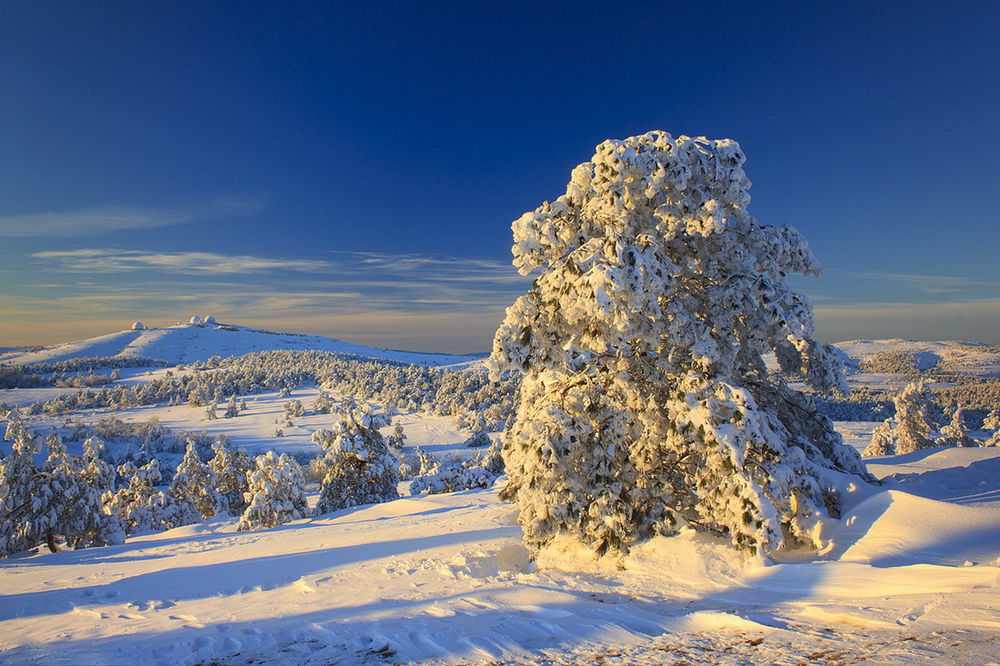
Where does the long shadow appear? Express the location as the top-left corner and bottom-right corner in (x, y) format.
(0, 527), (509, 623)
(882, 455), (1000, 505)
(0, 567), (842, 666)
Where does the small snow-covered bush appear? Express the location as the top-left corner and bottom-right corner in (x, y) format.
(410, 457), (499, 495)
(863, 421), (895, 457)
(237, 451), (307, 531)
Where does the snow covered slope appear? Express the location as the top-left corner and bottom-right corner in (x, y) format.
(834, 339), (1000, 376)
(1, 448), (998, 664)
(0, 322), (476, 367)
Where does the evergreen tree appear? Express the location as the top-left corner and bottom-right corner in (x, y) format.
(209, 438), (253, 515)
(169, 440), (222, 521)
(237, 451), (307, 530)
(0, 429), (41, 556)
(223, 396), (239, 418)
(104, 460), (184, 535)
(312, 407), (399, 514)
(893, 381), (935, 455)
(983, 409), (1000, 432)
(863, 420), (895, 457)
(939, 409), (974, 447)
(490, 131), (871, 555)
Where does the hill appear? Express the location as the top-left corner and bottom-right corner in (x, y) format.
(0, 321), (477, 367)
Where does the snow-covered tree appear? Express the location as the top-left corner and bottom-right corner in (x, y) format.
(893, 381), (935, 455)
(0, 429), (41, 556)
(223, 396), (239, 419)
(863, 420), (895, 457)
(311, 407), (399, 514)
(209, 438), (253, 515)
(939, 409), (974, 447)
(169, 440), (222, 521)
(104, 460), (184, 535)
(983, 409), (1000, 432)
(205, 401), (218, 421)
(312, 392), (333, 415)
(284, 399), (304, 417)
(490, 131), (871, 555)
(386, 423), (406, 452)
(237, 451), (307, 531)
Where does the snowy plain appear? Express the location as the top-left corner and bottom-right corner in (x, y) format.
(1, 324), (998, 664)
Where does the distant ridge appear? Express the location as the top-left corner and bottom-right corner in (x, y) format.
(0, 321), (476, 368)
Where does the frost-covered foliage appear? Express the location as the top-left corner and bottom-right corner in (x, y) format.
(311, 408), (399, 514)
(237, 451), (307, 531)
(938, 409), (976, 448)
(22, 349), (517, 429)
(209, 439), (253, 515)
(857, 351), (923, 375)
(104, 459), (185, 535)
(463, 430), (492, 448)
(984, 409), (1000, 432)
(491, 131), (871, 555)
(893, 381), (936, 455)
(0, 431), (123, 556)
(169, 440), (222, 521)
(410, 455), (500, 495)
(863, 421), (895, 457)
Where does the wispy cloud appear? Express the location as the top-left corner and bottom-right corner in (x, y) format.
(33, 248), (332, 274)
(847, 271), (1000, 294)
(0, 196), (264, 237)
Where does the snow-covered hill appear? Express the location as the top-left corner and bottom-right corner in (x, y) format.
(834, 339), (1000, 377)
(0, 322), (477, 367)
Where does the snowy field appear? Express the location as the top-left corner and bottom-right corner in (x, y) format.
(1, 441), (998, 665)
(1, 325), (999, 664)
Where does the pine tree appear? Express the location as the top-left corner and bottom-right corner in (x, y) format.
(169, 440), (222, 521)
(893, 381), (935, 455)
(104, 460), (185, 535)
(490, 131), (871, 555)
(311, 407), (399, 515)
(983, 409), (1000, 432)
(209, 438), (253, 515)
(863, 420), (895, 457)
(939, 409), (974, 447)
(237, 451), (307, 530)
(0, 429), (41, 556)
(223, 396), (239, 418)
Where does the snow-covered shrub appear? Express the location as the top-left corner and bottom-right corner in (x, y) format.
(209, 439), (253, 515)
(169, 440), (222, 521)
(491, 131), (871, 556)
(463, 430), (491, 448)
(237, 451), (307, 531)
(312, 392), (333, 415)
(410, 456), (499, 495)
(311, 408), (399, 515)
(476, 437), (505, 475)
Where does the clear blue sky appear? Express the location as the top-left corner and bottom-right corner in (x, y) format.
(1, 1), (998, 351)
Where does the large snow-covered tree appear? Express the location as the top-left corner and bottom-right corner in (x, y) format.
(490, 131), (872, 555)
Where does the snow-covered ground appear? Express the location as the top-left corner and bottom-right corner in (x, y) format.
(1, 441), (998, 665)
(2, 327), (999, 664)
(0, 322), (477, 367)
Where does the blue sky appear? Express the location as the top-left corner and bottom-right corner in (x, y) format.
(1, 1), (998, 351)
